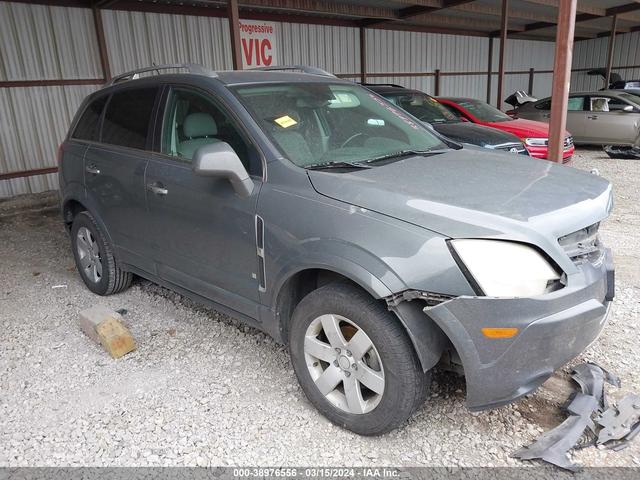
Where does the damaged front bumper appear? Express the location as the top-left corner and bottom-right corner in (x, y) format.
(424, 248), (614, 410)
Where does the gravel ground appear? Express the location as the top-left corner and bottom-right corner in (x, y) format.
(0, 147), (638, 468)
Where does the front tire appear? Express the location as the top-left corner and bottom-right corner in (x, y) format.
(70, 211), (132, 296)
(289, 283), (430, 435)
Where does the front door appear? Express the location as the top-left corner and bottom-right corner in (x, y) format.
(145, 86), (264, 318)
(83, 86), (160, 272)
(585, 96), (640, 145)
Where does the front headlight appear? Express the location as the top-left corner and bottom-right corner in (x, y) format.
(450, 240), (561, 297)
(524, 137), (548, 147)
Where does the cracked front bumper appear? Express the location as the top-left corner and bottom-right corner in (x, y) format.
(425, 248), (614, 410)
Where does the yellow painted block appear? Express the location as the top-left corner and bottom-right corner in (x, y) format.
(95, 317), (136, 359)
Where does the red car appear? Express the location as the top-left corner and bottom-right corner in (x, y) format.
(437, 97), (574, 163)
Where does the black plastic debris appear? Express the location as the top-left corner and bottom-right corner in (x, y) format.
(603, 145), (640, 160)
(513, 362), (635, 471)
(597, 393), (640, 451)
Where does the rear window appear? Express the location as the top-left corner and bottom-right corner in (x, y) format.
(101, 88), (158, 150)
(72, 96), (107, 141)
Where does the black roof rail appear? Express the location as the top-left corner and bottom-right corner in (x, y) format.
(106, 63), (217, 86)
(251, 65), (336, 77)
(359, 82), (406, 88)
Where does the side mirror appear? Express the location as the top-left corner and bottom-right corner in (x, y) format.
(460, 117), (469, 122)
(622, 105), (634, 112)
(192, 142), (254, 198)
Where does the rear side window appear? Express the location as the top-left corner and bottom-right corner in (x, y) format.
(101, 88), (158, 150)
(73, 96), (107, 141)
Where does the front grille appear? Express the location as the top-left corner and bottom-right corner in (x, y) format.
(493, 142), (528, 155)
(558, 223), (601, 264)
(564, 136), (574, 150)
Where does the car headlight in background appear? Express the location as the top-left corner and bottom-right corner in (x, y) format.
(450, 240), (561, 297)
(524, 137), (548, 147)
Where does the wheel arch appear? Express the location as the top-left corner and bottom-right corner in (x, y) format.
(272, 264), (393, 344)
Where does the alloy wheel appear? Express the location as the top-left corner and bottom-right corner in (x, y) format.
(304, 314), (385, 414)
(76, 226), (103, 283)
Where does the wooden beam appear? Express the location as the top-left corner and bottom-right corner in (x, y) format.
(547, 0), (577, 163)
(227, 0), (242, 70)
(496, 0), (508, 109)
(605, 15), (618, 87)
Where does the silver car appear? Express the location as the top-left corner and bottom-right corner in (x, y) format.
(515, 90), (640, 145)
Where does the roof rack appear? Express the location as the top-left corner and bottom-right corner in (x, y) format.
(251, 65), (336, 78)
(106, 63), (217, 86)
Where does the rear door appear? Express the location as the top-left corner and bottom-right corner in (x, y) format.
(83, 86), (160, 272)
(144, 85), (264, 318)
(585, 95), (639, 144)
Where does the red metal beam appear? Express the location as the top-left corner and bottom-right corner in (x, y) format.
(92, 7), (111, 81)
(486, 36), (493, 103)
(547, 0), (577, 163)
(361, 0), (477, 28)
(0, 167), (59, 181)
(227, 0), (242, 69)
(605, 15), (618, 87)
(496, 0), (508, 108)
(359, 27), (367, 84)
(0, 79), (104, 87)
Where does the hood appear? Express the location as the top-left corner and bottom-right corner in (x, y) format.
(308, 148), (611, 243)
(433, 122), (521, 147)
(488, 118), (564, 138)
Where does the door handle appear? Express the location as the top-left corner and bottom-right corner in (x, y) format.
(147, 182), (168, 196)
(85, 164), (100, 175)
(588, 115), (598, 120)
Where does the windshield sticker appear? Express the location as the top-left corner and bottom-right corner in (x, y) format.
(274, 115), (298, 128)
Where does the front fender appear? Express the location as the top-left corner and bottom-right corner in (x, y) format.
(266, 239), (404, 308)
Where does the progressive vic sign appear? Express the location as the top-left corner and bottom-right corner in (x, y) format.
(239, 20), (277, 68)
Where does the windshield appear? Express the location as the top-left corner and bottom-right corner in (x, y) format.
(383, 92), (458, 124)
(232, 83), (448, 168)
(619, 92), (640, 106)
(456, 98), (512, 122)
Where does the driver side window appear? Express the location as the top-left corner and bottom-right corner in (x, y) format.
(161, 88), (259, 175)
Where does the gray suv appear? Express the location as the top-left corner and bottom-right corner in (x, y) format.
(59, 64), (615, 435)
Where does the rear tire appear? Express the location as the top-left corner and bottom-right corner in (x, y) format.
(70, 211), (132, 296)
(289, 283), (430, 435)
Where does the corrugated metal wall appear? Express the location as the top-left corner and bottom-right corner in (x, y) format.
(278, 22), (360, 75)
(571, 31), (640, 92)
(365, 29), (490, 101)
(101, 9), (233, 75)
(0, 2), (102, 197)
(3, 1), (639, 198)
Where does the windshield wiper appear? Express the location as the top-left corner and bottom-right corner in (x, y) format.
(365, 148), (451, 164)
(305, 161), (372, 170)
